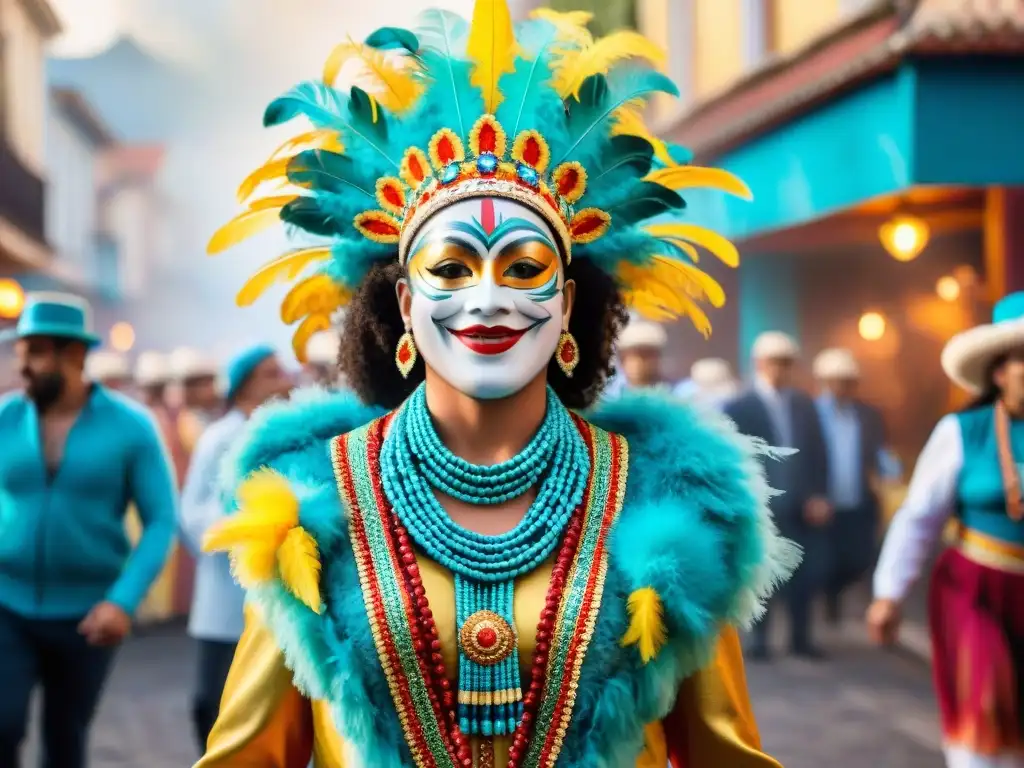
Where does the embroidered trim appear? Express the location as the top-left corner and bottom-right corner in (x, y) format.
(334, 413), (627, 767)
(526, 417), (629, 768)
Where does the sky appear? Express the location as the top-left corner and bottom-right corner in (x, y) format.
(46, 0), (537, 357)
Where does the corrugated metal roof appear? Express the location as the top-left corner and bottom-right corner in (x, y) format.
(905, 0), (1024, 45)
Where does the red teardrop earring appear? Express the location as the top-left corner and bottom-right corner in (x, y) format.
(396, 330), (417, 378)
(555, 331), (579, 377)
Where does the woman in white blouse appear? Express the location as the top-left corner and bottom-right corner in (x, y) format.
(868, 292), (1024, 768)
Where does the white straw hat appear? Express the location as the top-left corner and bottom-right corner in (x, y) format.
(86, 350), (130, 382)
(751, 331), (800, 361)
(168, 347), (217, 381)
(812, 348), (860, 380)
(941, 292), (1024, 393)
(690, 357), (739, 397)
(306, 331), (340, 365)
(618, 320), (668, 352)
(135, 351), (170, 386)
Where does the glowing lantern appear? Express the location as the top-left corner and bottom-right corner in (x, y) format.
(879, 214), (930, 262)
(936, 276), (960, 302)
(110, 321), (136, 352)
(858, 312), (886, 341)
(0, 279), (25, 319)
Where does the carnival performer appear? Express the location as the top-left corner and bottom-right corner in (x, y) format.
(197, 4), (799, 766)
(869, 291), (1024, 768)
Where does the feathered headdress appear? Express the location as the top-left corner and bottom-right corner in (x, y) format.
(208, 1), (751, 362)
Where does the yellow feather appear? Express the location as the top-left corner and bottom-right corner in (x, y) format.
(644, 166), (752, 200)
(246, 194), (301, 212)
(230, 541), (279, 586)
(236, 157), (292, 203)
(268, 129), (344, 162)
(620, 587), (667, 664)
(528, 8), (593, 45)
(280, 274), (349, 325)
(235, 247), (332, 308)
(551, 31), (666, 98)
(292, 314), (333, 363)
(612, 108), (676, 167)
(467, 0), (516, 113)
(619, 256), (726, 308)
(324, 39), (423, 114)
(644, 223), (740, 268)
(277, 527), (323, 614)
(207, 204), (289, 255)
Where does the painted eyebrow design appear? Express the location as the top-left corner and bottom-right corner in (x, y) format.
(449, 215), (558, 253)
(407, 231), (481, 262)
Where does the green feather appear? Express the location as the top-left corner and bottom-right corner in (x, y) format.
(605, 181), (684, 227)
(286, 150), (376, 199)
(264, 81), (348, 129)
(588, 136), (654, 185)
(280, 197), (345, 238)
(364, 27), (419, 53)
(346, 87), (398, 168)
(415, 10), (473, 136)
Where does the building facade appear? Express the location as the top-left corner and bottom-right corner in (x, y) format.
(634, 0), (1024, 461)
(0, 0), (60, 281)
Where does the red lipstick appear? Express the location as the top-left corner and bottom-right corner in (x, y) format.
(448, 325), (527, 355)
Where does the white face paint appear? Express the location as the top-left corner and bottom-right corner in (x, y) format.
(402, 197), (566, 400)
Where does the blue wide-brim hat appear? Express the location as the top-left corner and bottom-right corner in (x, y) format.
(225, 343), (277, 402)
(0, 291), (101, 347)
(941, 291), (1024, 393)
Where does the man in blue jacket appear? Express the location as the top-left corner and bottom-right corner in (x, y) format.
(0, 293), (177, 767)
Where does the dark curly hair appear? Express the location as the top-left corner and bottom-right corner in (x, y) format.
(338, 258), (628, 410)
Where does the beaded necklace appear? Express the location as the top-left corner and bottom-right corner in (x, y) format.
(381, 384), (590, 740)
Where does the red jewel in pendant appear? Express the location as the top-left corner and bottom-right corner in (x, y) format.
(396, 332), (417, 378)
(459, 610), (516, 666)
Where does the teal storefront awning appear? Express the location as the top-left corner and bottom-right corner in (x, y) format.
(685, 56), (1024, 242)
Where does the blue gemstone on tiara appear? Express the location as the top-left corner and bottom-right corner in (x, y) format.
(441, 163), (461, 185)
(477, 153), (498, 176)
(516, 163), (539, 187)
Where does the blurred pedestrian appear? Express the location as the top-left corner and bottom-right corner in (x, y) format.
(304, 330), (341, 388)
(725, 331), (831, 660)
(677, 357), (739, 410)
(85, 350), (131, 392)
(169, 348), (222, 454)
(178, 344), (293, 755)
(812, 348), (889, 625)
(869, 292), (1024, 768)
(611, 318), (670, 396)
(0, 293), (177, 768)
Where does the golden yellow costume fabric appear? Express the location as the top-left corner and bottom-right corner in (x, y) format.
(197, 556), (781, 767)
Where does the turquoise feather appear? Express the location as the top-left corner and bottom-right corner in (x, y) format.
(364, 26), (419, 53)
(286, 151), (377, 200)
(604, 181), (684, 228)
(582, 136), (655, 207)
(280, 197), (344, 238)
(264, 81), (349, 129)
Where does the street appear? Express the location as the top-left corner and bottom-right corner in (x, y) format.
(21, 619), (944, 768)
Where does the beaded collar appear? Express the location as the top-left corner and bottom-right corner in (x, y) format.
(332, 410), (628, 768)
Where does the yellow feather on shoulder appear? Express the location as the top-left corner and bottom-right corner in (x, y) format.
(323, 39), (423, 114)
(612, 108), (676, 168)
(621, 587), (667, 664)
(280, 274), (349, 325)
(467, 0), (516, 113)
(645, 166), (753, 200)
(203, 470), (300, 555)
(551, 30), (666, 98)
(277, 527), (322, 614)
(292, 314), (334, 363)
(528, 8), (593, 45)
(645, 223), (741, 268)
(235, 247), (332, 307)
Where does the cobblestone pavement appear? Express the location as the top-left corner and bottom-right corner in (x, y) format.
(21, 621), (943, 768)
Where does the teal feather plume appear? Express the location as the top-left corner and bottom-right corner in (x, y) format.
(494, 55), (561, 139)
(286, 150), (377, 200)
(324, 239), (396, 289)
(577, 228), (663, 270)
(558, 68), (678, 168)
(264, 81), (349, 129)
(581, 136), (654, 207)
(364, 27), (419, 53)
(415, 9), (473, 137)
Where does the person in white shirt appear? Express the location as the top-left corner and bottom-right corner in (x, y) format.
(812, 348), (893, 625)
(868, 292), (1024, 768)
(725, 332), (831, 660)
(178, 344), (293, 755)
